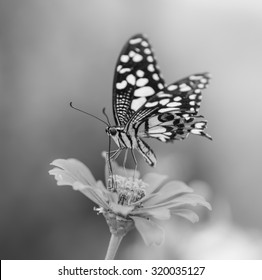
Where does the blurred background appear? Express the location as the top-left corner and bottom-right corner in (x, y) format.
(1, 0), (262, 259)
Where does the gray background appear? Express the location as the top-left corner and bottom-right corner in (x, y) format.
(1, 0), (262, 259)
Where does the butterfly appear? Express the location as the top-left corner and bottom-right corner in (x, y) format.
(105, 34), (212, 167)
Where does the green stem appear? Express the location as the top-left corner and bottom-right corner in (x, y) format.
(105, 234), (124, 260)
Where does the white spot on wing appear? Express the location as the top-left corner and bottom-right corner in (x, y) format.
(159, 108), (178, 113)
(190, 75), (201, 80)
(157, 92), (172, 98)
(136, 70), (144, 77)
(189, 94), (197, 100)
(148, 127), (166, 133)
(147, 133), (167, 142)
(158, 83), (164, 89)
(145, 101), (158, 108)
(116, 80), (127, 90)
(147, 56), (153, 62)
(119, 68), (131, 74)
(152, 73), (159, 81)
(173, 96), (182, 101)
(134, 86), (155, 97)
(198, 83), (204, 89)
(144, 48), (151, 54)
(120, 55), (129, 63)
(136, 78), (149, 87)
(131, 97), (146, 111)
(195, 122), (205, 129)
(167, 84), (178, 91)
(179, 84), (191, 92)
(141, 41), (149, 47)
(133, 53), (143, 62)
(147, 64), (155, 72)
(167, 102), (182, 107)
(129, 50), (136, 57)
(191, 129), (201, 135)
(127, 74), (136, 85)
(130, 38), (142, 44)
(159, 98), (170, 105)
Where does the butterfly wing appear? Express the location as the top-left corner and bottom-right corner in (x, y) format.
(112, 34), (165, 126)
(138, 114), (211, 143)
(130, 72), (212, 142)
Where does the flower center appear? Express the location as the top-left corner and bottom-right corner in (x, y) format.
(108, 175), (147, 205)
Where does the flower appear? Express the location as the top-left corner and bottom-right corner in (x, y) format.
(49, 153), (211, 247)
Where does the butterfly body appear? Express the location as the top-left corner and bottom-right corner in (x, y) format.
(106, 124), (156, 166)
(108, 34), (212, 167)
(106, 126), (133, 149)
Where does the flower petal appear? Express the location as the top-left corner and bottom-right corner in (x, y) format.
(49, 167), (76, 186)
(49, 159), (97, 186)
(133, 207), (171, 220)
(137, 193), (211, 221)
(131, 216), (165, 246)
(102, 152), (140, 185)
(168, 193), (212, 211)
(49, 159), (110, 208)
(73, 182), (109, 209)
(171, 209), (200, 223)
(142, 173), (168, 195)
(143, 181), (193, 207)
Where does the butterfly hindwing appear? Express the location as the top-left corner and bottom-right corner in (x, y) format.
(112, 34), (165, 126)
(138, 113), (212, 143)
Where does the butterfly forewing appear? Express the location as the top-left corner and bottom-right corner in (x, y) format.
(112, 34), (165, 126)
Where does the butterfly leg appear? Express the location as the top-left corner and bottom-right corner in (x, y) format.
(131, 148), (138, 178)
(105, 148), (122, 174)
(106, 149), (119, 158)
(109, 148), (122, 161)
(123, 149), (128, 170)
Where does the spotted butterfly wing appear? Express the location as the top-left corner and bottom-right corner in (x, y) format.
(108, 34), (211, 167)
(131, 73), (212, 140)
(112, 34), (165, 126)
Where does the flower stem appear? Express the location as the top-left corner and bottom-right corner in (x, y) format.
(105, 234), (124, 260)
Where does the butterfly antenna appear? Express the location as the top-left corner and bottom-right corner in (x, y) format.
(70, 102), (109, 126)
(102, 107), (111, 126)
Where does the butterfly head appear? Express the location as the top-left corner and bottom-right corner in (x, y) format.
(105, 126), (127, 148)
(105, 126), (118, 137)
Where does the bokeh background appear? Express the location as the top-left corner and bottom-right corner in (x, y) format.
(1, 0), (262, 259)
